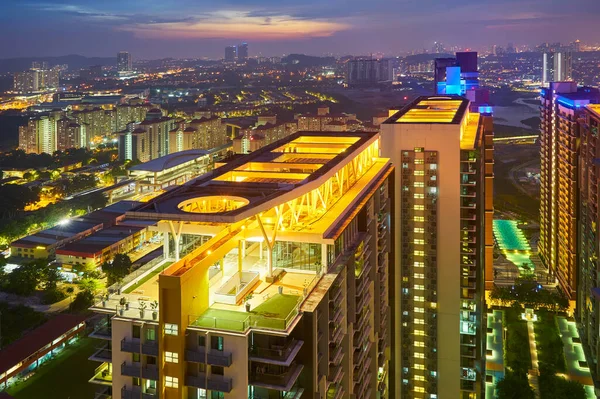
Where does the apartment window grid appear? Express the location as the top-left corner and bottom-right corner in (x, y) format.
(400, 149), (439, 398)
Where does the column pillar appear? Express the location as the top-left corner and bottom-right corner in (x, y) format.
(163, 232), (170, 260)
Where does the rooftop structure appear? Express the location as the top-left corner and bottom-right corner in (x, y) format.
(90, 130), (395, 399)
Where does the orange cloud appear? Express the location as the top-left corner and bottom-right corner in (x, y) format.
(121, 12), (349, 40)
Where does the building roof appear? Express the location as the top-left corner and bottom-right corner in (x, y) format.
(384, 96), (469, 124)
(127, 131), (379, 224)
(129, 149), (210, 173)
(0, 314), (86, 376)
(587, 104), (600, 118)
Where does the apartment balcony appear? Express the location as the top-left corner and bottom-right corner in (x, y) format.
(329, 306), (343, 326)
(121, 338), (159, 356)
(90, 323), (112, 340)
(249, 339), (303, 366)
(94, 386), (112, 399)
(329, 344), (344, 365)
(121, 386), (158, 399)
(250, 363), (304, 391)
(120, 362), (159, 381)
(89, 362), (113, 386)
(329, 325), (344, 345)
(89, 343), (112, 363)
(186, 348), (233, 367)
(328, 364), (344, 384)
(326, 383), (344, 399)
(186, 373), (233, 393)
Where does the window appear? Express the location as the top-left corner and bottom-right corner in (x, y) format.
(415, 387), (425, 393)
(165, 323), (178, 336)
(413, 239), (424, 245)
(414, 353), (425, 359)
(414, 227), (424, 234)
(414, 262), (424, 268)
(414, 147), (424, 152)
(132, 325), (141, 339)
(414, 182), (424, 188)
(415, 296), (425, 302)
(414, 205), (424, 211)
(415, 319), (425, 325)
(415, 364), (425, 370)
(413, 273), (424, 279)
(133, 377), (141, 386)
(414, 285), (425, 290)
(146, 328), (156, 341)
(165, 351), (179, 363)
(211, 336), (224, 351)
(147, 356), (157, 365)
(165, 376), (178, 388)
(413, 216), (424, 222)
(414, 159), (424, 164)
(198, 335), (206, 347)
(414, 250), (425, 256)
(414, 193), (424, 199)
(414, 170), (424, 176)
(211, 366), (224, 376)
(414, 375), (425, 380)
(430, 164), (437, 170)
(133, 353), (141, 363)
(211, 392), (224, 399)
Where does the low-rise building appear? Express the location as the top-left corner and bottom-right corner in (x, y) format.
(0, 314), (86, 390)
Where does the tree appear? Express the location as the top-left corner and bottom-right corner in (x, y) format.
(495, 371), (535, 399)
(102, 254), (132, 286)
(70, 289), (95, 312)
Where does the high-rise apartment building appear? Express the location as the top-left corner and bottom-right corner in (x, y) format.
(90, 131), (394, 399)
(542, 51), (572, 86)
(72, 108), (114, 141)
(56, 117), (87, 150)
(539, 83), (600, 299)
(225, 46), (237, 63)
(237, 43), (249, 62)
(118, 116), (174, 161)
(346, 58), (393, 87)
(434, 52), (479, 97)
(18, 115), (58, 154)
(380, 96), (494, 399)
(14, 65), (60, 93)
(296, 106), (357, 131)
(577, 103), (600, 382)
(118, 52), (133, 72)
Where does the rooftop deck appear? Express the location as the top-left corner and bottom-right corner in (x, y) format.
(384, 96), (470, 124)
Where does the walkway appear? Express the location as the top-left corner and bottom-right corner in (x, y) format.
(485, 310), (505, 398)
(526, 320), (541, 397)
(557, 317), (596, 399)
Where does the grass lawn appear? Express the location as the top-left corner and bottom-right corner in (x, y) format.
(6, 336), (98, 399)
(192, 294), (300, 332)
(535, 310), (566, 372)
(123, 262), (172, 294)
(505, 308), (532, 375)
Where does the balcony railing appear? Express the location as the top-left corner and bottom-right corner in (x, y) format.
(120, 362), (159, 381)
(185, 348), (233, 367)
(250, 363), (304, 391)
(186, 373), (232, 393)
(249, 339), (303, 366)
(122, 386), (158, 399)
(121, 339), (158, 356)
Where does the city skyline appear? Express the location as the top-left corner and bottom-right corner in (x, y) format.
(0, 0), (599, 59)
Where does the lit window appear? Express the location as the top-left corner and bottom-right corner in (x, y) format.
(414, 262), (424, 267)
(415, 319), (424, 325)
(414, 193), (424, 199)
(430, 302), (437, 309)
(415, 364), (425, 370)
(165, 351), (179, 363)
(430, 175), (437, 181)
(414, 170), (424, 176)
(415, 296), (424, 302)
(414, 182), (424, 188)
(413, 216), (424, 222)
(414, 239), (424, 245)
(414, 353), (425, 359)
(414, 147), (424, 152)
(165, 376), (178, 388)
(414, 205), (424, 211)
(413, 273), (424, 279)
(414, 330), (425, 336)
(414, 307), (424, 313)
(414, 284), (425, 290)
(414, 375), (425, 381)
(415, 159), (424, 164)
(414, 227), (424, 233)
(414, 250), (425, 256)
(165, 323), (178, 336)
(430, 164), (437, 170)
(415, 387), (425, 393)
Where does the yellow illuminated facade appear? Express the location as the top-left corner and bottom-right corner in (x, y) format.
(381, 96), (494, 399)
(90, 131), (395, 399)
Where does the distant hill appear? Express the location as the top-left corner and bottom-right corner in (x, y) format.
(282, 54), (336, 68)
(0, 55), (116, 73)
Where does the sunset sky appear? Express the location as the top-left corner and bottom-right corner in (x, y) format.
(1, 0), (599, 58)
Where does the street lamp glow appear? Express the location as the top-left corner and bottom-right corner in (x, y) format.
(58, 218), (70, 226)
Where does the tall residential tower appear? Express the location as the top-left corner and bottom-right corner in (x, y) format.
(90, 131), (394, 399)
(381, 96), (494, 399)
